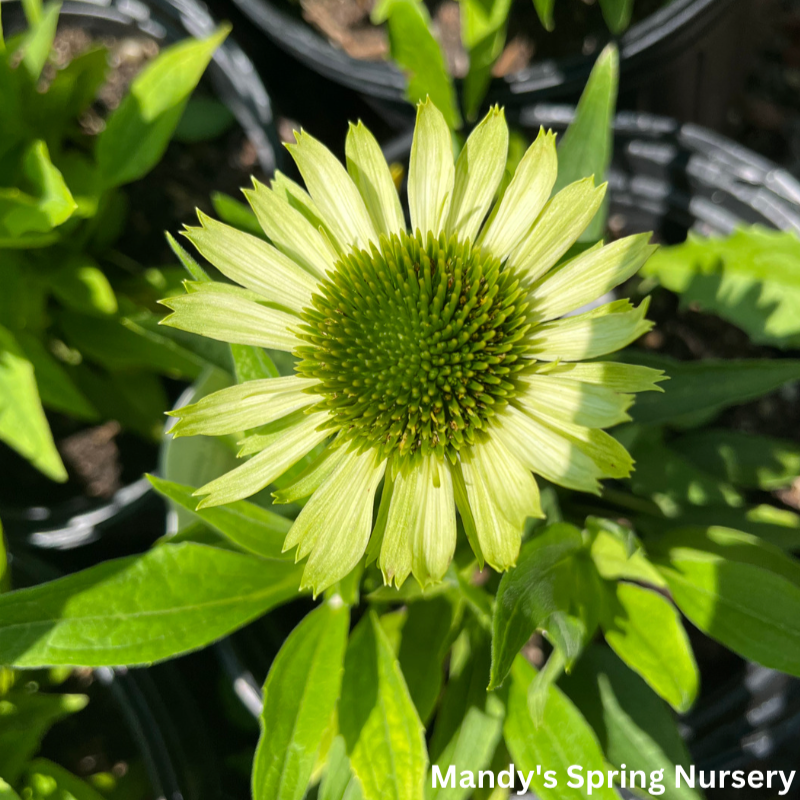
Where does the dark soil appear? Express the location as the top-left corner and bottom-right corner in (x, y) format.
(293, 0), (664, 76)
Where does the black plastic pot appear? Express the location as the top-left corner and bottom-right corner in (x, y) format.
(209, 0), (755, 131)
(0, 0), (278, 571)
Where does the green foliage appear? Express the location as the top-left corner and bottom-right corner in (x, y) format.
(253, 601), (349, 800)
(552, 44), (618, 242)
(0, 543), (302, 667)
(643, 226), (800, 348)
(0, 8), (227, 477)
(339, 612), (428, 800)
(372, 0), (461, 129)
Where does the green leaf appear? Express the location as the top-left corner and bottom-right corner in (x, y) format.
(372, 0), (461, 129)
(340, 612), (428, 800)
(397, 595), (455, 723)
(561, 647), (702, 800)
(599, 581), (698, 712)
(21, 758), (106, 800)
(532, 0), (555, 30)
(0, 542), (302, 667)
(14, 331), (97, 420)
(253, 601), (349, 800)
(173, 96), (235, 143)
(148, 475), (291, 559)
(622, 351), (800, 427)
(210, 191), (265, 237)
(19, 2), (59, 80)
(669, 428), (800, 490)
(96, 26), (229, 188)
(0, 691), (87, 784)
(230, 344), (279, 383)
(166, 231), (210, 282)
(627, 428), (743, 516)
(598, 0), (633, 33)
(0, 780), (21, 800)
(460, 0), (512, 120)
(489, 523), (584, 689)
(504, 657), (618, 800)
(58, 309), (208, 379)
(642, 227), (800, 349)
(552, 44), (618, 242)
(428, 634), (504, 800)
(320, 738), (364, 800)
(0, 140), (76, 238)
(48, 256), (118, 316)
(0, 323), (66, 481)
(651, 526), (800, 677)
(587, 521), (666, 588)
(638, 503), (800, 551)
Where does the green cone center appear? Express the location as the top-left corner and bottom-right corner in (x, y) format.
(296, 230), (531, 461)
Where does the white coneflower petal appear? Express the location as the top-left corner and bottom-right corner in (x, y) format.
(245, 179), (334, 278)
(159, 284), (301, 351)
(194, 412), (330, 507)
(528, 298), (653, 361)
(478, 127), (557, 260)
(510, 177), (607, 283)
(408, 98), (454, 236)
(445, 106), (508, 243)
(516, 374), (633, 428)
(346, 120), (406, 237)
(530, 233), (655, 322)
(183, 212), (317, 314)
(287, 130), (377, 249)
(460, 436), (542, 571)
(168, 376), (319, 438)
(284, 447), (386, 595)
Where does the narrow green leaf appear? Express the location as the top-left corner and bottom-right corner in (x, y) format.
(0, 323), (66, 481)
(600, 581), (698, 712)
(598, 0), (633, 32)
(19, 2), (59, 80)
(96, 26), (229, 187)
(553, 44), (618, 241)
(173, 96), (235, 142)
(561, 647), (703, 800)
(0, 543), (302, 668)
(320, 737), (364, 800)
(21, 758), (106, 800)
(651, 527), (800, 677)
(460, 0), (512, 120)
(340, 612), (428, 800)
(622, 351), (800, 426)
(0, 691), (87, 784)
(490, 523), (584, 689)
(148, 475), (291, 558)
(230, 344), (279, 383)
(532, 0), (555, 30)
(14, 331), (97, 420)
(211, 191), (265, 237)
(642, 227), (800, 349)
(253, 601), (349, 800)
(398, 596), (454, 723)
(670, 428), (800, 490)
(505, 657), (618, 800)
(166, 231), (210, 282)
(372, 0), (461, 129)
(428, 635), (504, 800)
(587, 523), (666, 588)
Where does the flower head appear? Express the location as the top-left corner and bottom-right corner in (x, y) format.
(161, 100), (663, 595)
